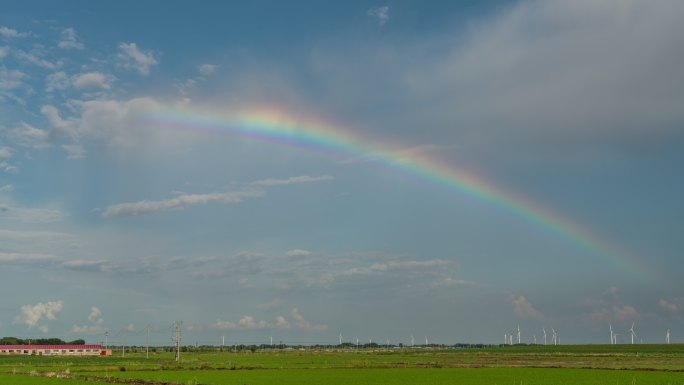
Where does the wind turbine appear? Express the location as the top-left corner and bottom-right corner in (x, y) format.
(609, 323), (614, 345)
(533, 334), (537, 345)
(425, 336), (428, 347)
(666, 329), (671, 344)
(551, 328), (557, 345)
(339, 333), (342, 345)
(542, 328), (547, 345)
(411, 335), (415, 347)
(517, 325), (521, 344)
(629, 323), (637, 345)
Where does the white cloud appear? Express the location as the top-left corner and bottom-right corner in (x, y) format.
(0, 229), (80, 255)
(257, 299), (284, 310)
(7, 122), (51, 149)
(0, 184), (12, 193)
(0, 46), (7, 59)
(0, 147), (19, 172)
(211, 319), (238, 330)
(0, 146), (11, 160)
(0, 26), (28, 38)
(211, 310), (324, 332)
(286, 249), (312, 258)
(0, 67), (26, 90)
(275, 315), (290, 329)
(252, 175), (334, 186)
(366, 6), (390, 26)
(0, 252), (58, 263)
(73, 72), (111, 90)
(40, 98), (165, 154)
(14, 301), (63, 332)
(0, 203), (65, 223)
(102, 189), (264, 218)
(344, 259), (453, 276)
(71, 97), (162, 147)
(70, 324), (101, 334)
(659, 299), (679, 313)
(58, 28), (84, 50)
(46, 71), (70, 92)
(210, 316), (270, 330)
(289, 308), (327, 331)
(239, 316), (271, 329)
(612, 305), (640, 322)
(311, 0), (684, 158)
(41, 105), (78, 139)
(62, 143), (86, 159)
(199, 64), (218, 76)
(0, 162), (17, 173)
(15, 50), (56, 69)
(512, 295), (544, 320)
(61, 259), (109, 272)
(163, 255), (219, 271)
(117, 42), (158, 75)
(71, 306), (104, 334)
(603, 287), (619, 296)
(586, 305), (640, 323)
(432, 278), (476, 288)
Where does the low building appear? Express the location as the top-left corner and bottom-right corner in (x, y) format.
(0, 344), (111, 356)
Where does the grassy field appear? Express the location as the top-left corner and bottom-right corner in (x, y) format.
(1, 345), (684, 384)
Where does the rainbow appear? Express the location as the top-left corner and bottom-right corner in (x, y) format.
(144, 105), (646, 280)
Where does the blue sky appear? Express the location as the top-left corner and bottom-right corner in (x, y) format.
(1, 0), (683, 346)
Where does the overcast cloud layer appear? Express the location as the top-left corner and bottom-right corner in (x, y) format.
(0, 0), (683, 346)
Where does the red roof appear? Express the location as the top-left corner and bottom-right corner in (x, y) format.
(0, 344), (102, 350)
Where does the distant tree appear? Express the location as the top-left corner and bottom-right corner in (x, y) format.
(0, 337), (21, 345)
(1, 337), (78, 345)
(34, 338), (67, 345)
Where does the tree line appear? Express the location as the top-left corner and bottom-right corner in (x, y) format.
(0, 337), (85, 345)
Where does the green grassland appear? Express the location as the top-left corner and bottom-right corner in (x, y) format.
(1, 345), (684, 384)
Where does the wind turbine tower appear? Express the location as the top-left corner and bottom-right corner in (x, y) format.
(630, 323), (636, 345)
(542, 328), (547, 345)
(517, 325), (521, 344)
(551, 328), (557, 345)
(667, 329), (671, 344)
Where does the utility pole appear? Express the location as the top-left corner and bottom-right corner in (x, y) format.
(175, 321), (182, 362)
